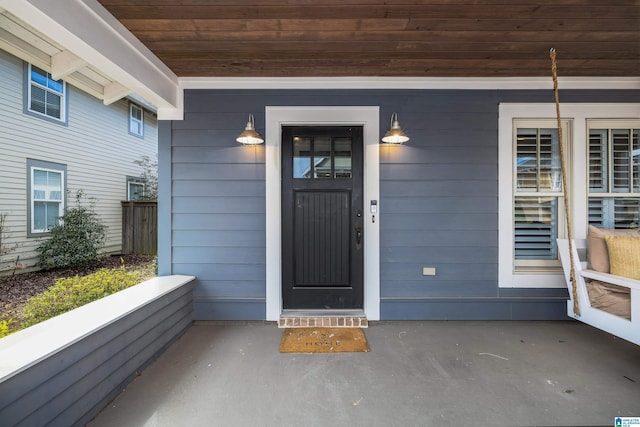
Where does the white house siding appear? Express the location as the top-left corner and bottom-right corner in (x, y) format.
(0, 49), (157, 272)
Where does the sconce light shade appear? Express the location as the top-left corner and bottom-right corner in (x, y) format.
(381, 112), (409, 144)
(236, 114), (264, 145)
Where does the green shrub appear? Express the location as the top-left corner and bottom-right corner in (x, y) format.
(22, 266), (141, 328)
(0, 319), (14, 339)
(37, 190), (107, 269)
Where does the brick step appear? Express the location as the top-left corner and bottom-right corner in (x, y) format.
(278, 316), (368, 329)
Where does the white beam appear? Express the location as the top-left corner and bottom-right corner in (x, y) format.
(0, 27), (50, 70)
(0, 0), (180, 115)
(51, 50), (86, 80)
(103, 82), (130, 105)
(180, 76), (640, 91)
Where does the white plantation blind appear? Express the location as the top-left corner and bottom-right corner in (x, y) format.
(514, 197), (559, 259)
(514, 127), (563, 261)
(588, 121), (640, 229)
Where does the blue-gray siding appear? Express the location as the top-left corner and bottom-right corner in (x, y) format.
(164, 89), (639, 321)
(0, 282), (193, 427)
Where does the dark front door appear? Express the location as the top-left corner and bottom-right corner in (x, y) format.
(282, 126), (364, 309)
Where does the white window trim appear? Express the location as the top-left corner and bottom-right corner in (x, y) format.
(129, 103), (144, 137)
(512, 118), (571, 271)
(499, 103), (640, 288)
(29, 165), (65, 235)
(265, 106), (380, 321)
(127, 177), (145, 201)
(26, 63), (67, 123)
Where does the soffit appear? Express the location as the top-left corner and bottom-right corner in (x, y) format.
(0, 9), (126, 103)
(0, 1), (179, 116)
(96, 0), (640, 78)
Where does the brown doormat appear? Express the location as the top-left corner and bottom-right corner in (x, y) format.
(279, 327), (370, 353)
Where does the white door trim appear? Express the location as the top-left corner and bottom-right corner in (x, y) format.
(265, 106), (380, 321)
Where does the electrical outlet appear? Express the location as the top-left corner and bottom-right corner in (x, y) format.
(422, 267), (436, 276)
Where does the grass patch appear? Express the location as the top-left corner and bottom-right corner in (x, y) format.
(0, 319), (13, 339)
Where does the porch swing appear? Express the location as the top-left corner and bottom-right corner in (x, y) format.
(550, 49), (640, 346)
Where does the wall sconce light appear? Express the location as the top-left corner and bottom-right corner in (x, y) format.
(381, 112), (409, 144)
(236, 114), (264, 145)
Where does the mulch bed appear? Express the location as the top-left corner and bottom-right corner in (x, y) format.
(0, 254), (154, 323)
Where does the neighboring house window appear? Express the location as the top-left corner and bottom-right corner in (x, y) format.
(588, 120), (640, 229)
(129, 103), (144, 137)
(27, 159), (66, 235)
(26, 64), (67, 123)
(513, 120), (568, 269)
(127, 177), (145, 200)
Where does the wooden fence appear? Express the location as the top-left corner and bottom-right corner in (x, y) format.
(121, 201), (157, 255)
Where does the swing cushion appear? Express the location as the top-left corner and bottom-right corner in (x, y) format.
(587, 225), (640, 273)
(605, 235), (640, 280)
(585, 280), (631, 320)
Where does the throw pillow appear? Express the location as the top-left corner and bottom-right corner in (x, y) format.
(587, 225), (640, 273)
(585, 280), (631, 320)
(605, 235), (640, 280)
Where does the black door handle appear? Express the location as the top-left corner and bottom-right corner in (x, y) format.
(355, 210), (362, 250)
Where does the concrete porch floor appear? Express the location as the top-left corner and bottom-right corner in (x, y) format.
(88, 321), (640, 427)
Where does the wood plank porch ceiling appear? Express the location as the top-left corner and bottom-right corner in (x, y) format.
(97, 0), (640, 78)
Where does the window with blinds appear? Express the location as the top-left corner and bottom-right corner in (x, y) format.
(27, 64), (66, 122)
(513, 123), (566, 265)
(29, 162), (66, 234)
(129, 103), (144, 137)
(588, 121), (640, 229)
